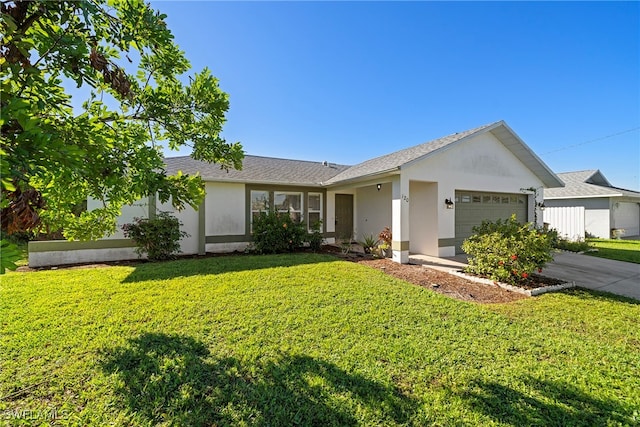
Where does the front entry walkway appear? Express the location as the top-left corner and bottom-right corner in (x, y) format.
(409, 252), (640, 301)
(408, 254), (467, 273)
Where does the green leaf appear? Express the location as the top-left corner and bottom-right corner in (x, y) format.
(2, 0), (243, 238)
(0, 240), (22, 274)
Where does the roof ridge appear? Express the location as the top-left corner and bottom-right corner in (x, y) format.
(164, 153), (350, 167)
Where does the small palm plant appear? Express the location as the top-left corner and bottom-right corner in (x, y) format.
(359, 234), (380, 255)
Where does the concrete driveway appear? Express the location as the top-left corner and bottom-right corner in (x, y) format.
(410, 252), (640, 301)
(543, 252), (640, 301)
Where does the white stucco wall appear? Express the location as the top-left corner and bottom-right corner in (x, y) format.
(356, 184), (391, 241)
(403, 132), (546, 256)
(326, 191), (336, 234)
(409, 181), (438, 255)
(156, 196), (199, 255)
(205, 182), (245, 236)
(612, 201), (640, 236)
(87, 197), (149, 239)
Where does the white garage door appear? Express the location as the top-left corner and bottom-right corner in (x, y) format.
(455, 191), (528, 254)
(613, 202), (640, 237)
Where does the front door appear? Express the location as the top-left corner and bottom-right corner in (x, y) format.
(335, 194), (354, 241)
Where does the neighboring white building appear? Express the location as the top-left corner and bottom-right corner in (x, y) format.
(544, 170), (640, 239)
(29, 120), (564, 267)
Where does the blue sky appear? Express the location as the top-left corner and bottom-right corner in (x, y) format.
(151, 1), (639, 191)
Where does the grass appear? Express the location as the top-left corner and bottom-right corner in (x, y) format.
(14, 243), (28, 267)
(1, 254), (639, 426)
(586, 239), (640, 264)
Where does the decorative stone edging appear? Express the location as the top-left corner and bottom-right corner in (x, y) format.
(446, 269), (577, 297)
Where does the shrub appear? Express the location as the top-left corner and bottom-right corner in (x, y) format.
(252, 210), (307, 254)
(122, 212), (188, 261)
(359, 234), (380, 254)
(307, 220), (324, 252)
(547, 229), (592, 252)
(461, 215), (554, 286)
(377, 226), (392, 258)
(339, 234), (353, 255)
(378, 226), (392, 246)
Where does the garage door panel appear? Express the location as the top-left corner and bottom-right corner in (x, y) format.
(613, 202), (640, 236)
(455, 191), (527, 253)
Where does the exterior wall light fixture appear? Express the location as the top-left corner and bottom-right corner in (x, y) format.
(445, 198), (454, 209)
(377, 183), (382, 191)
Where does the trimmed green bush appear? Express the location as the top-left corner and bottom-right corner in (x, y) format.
(462, 215), (554, 286)
(252, 210), (307, 254)
(546, 228), (592, 252)
(122, 211), (188, 261)
(307, 220), (324, 252)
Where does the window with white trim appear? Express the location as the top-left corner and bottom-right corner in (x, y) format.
(250, 190), (269, 232)
(274, 191), (303, 223)
(307, 192), (322, 230)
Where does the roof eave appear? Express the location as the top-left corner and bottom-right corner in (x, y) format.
(544, 193), (624, 200)
(323, 167), (401, 187)
(202, 177), (325, 187)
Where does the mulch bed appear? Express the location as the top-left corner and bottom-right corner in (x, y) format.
(332, 254), (527, 304)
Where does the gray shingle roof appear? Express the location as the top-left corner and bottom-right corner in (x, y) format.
(544, 170), (640, 199)
(164, 155), (349, 186)
(324, 123), (494, 184)
(164, 120), (564, 189)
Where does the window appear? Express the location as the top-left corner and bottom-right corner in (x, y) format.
(461, 195), (471, 203)
(250, 190), (269, 232)
(275, 191), (303, 222)
(308, 193), (322, 230)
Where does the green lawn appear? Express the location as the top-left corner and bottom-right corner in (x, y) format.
(1, 254), (639, 426)
(587, 239), (640, 264)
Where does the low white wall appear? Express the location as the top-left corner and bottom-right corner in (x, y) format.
(28, 240), (142, 267)
(205, 242), (250, 253)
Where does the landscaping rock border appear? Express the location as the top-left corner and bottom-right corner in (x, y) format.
(446, 269), (576, 297)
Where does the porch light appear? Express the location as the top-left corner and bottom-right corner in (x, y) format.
(377, 183), (382, 191)
(445, 198), (454, 209)
(537, 202), (546, 211)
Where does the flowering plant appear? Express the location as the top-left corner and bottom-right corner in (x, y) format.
(461, 215), (554, 286)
